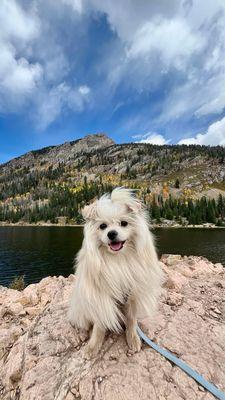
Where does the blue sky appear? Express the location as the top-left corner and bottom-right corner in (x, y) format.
(1, 0), (225, 164)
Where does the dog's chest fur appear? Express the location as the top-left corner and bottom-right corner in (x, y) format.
(99, 249), (140, 304)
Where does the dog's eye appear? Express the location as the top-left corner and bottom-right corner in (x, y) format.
(99, 223), (107, 230)
(121, 221), (128, 227)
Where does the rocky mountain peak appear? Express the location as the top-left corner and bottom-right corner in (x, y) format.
(73, 132), (115, 151)
(80, 132), (114, 145)
(0, 133), (115, 170)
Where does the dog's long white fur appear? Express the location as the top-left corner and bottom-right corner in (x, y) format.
(68, 188), (163, 333)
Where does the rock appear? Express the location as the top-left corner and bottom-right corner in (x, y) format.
(164, 271), (188, 292)
(210, 305), (221, 314)
(209, 311), (220, 319)
(214, 263), (223, 269)
(0, 255), (225, 400)
(166, 292), (183, 306)
(25, 306), (41, 316)
(163, 254), (182, 266)
(23, 285), (39, 305)
(65, 393), (75, 400)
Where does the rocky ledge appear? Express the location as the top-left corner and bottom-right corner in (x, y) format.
(0, 255), (224, 400)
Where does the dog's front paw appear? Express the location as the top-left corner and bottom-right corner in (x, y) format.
(68, 323), (89, 344)
(126, 330), (142, 354)
(83, 343), (100, 360)
(78, 328), (89, 343)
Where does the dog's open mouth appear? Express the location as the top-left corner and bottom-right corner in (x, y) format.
(109, 240), (125, 251)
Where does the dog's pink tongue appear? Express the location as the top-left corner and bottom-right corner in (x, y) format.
(110, 241), (122, 251)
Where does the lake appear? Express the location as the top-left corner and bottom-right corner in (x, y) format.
(0, 226), (224, 287)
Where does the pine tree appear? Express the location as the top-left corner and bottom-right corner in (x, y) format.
(175, 178), (180, 189)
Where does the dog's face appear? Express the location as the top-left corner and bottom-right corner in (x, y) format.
(96, 208), (134, 253)
(82, 189), (142, 254)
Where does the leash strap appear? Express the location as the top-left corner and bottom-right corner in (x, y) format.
(137, 325), (225, 400)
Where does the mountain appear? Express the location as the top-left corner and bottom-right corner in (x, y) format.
(0, 133), (225, 225)
(1, 133), (115, 170)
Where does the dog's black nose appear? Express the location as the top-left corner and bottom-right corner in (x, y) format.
(107, 230), (118, 240)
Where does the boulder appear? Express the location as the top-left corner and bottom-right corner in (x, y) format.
(0, 257), (224, 400)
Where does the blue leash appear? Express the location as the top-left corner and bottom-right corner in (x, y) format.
(137, 325), (225, 400)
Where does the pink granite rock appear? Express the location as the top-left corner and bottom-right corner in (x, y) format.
(0, 257), (224, 400)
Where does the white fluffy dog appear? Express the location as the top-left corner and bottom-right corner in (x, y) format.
(68, 187), (163, 358)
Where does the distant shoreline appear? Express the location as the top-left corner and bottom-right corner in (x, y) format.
(0, 222), (84, 228)
(0, 222), (225, 229)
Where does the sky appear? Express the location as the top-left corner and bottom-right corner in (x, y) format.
(1, 0), (225, 164)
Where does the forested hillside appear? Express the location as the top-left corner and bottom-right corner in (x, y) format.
(0, 133), (225, 226)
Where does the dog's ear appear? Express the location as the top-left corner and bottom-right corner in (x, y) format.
(111, 187), (142, 213)
(126, 198), (142, 213)
(81, 202), (97, 220)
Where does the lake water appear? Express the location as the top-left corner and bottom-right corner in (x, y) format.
(0, 226), (224, 287)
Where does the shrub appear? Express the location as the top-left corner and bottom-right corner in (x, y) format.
(9, 275), (25, 291)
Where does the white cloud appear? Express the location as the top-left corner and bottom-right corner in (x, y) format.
(128, 18), (204, 71)
(78, 85), (90, 95)
(136, 133), (170, 145)
(35, 84), (67, 130)
(61, 0), (83, 14)
(88, 0), (180, 42)
(87, 0), (225, 125)
(0, 0), (42, 110)
(44, 54), (69, 84)
(178, 117), (225, 146)
(194, 74), (225, 117)
(1, 0), (225, 134)
(35, 83), (91, 130)
(0, 53), (42, 94)
(148, 2), (225, 124)
(154, 66), (225, 125)
(68, 85), (91, 110)
(0, 0), (92, 127)
(0, 0), (39, 42)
